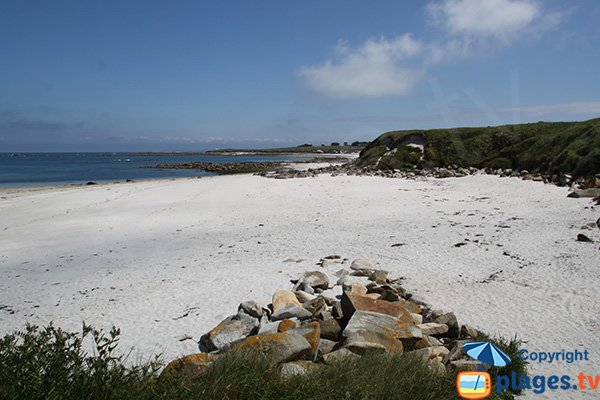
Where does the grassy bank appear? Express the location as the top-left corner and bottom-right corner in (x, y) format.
(0, 324), (525, 400)
(357, 118), (600, 178)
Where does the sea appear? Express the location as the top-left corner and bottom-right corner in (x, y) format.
(0, 152), (301, 188)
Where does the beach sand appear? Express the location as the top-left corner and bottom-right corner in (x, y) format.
(1, 173), (599, 399)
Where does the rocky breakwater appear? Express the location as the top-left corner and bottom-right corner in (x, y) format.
(161, 258), (487, 379)
(145, 161), (286, 174)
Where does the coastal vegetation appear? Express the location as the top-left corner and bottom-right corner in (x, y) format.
(0, 323), (524, 400)
(356, 118), (600, 179)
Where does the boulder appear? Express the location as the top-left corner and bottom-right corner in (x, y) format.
(322, 348), (361, 364)
(340, 292), (414, 323)
(460, 324), (479, 338)
(300, 271), (330, 290)
(302, 296), (327, 316)
(411, 313), (423, 325)
(273, 290), (301, 311)
(411, 346), (450, 361)
(437, 168), (455, 178)
(229, 332), (313, 364)
(444, 340), (468, 363)
(568, 188), (600, 198)
(418, 322), (449, 336)
(415, 335), (442, 349)
(271, 290), (312, 321)
(292, 322), (321, 361)
(199, 312), (259, 352)
(344, 310), (422, 340)
(343, 330), (403, 355)
(161, 353), (216, 379)
(349, 259), (375, 274)
(277, 319), (298, 332)
(331, 301), (344, 319)
(368, 270), (389, 284)
(317, 338), (337, 357)
(294, 290), (316, 303)
(434, 312), (459, 338)
(319, 318), (342, 341)
(238, 300), (263, 319)
(346, 283), (368, 296)
(257, 317), (280, 335)
(272, 305), (312, 321)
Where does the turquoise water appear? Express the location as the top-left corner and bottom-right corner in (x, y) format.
(0, 153), (299, 187)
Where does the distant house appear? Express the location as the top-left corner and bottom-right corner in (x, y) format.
(343, 142), (348, 146)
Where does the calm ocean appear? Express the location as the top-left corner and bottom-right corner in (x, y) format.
(0, 153), (300, 188)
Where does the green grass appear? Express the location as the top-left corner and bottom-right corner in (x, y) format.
(0, 323), (526, 400)
(356, 118), (600, 178)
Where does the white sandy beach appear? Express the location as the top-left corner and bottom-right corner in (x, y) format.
(1, 173), (599, 399)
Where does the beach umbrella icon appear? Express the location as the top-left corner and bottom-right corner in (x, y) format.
(464, 342), (511, 367)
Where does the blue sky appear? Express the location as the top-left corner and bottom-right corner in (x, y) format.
(1, 0), (599, 151)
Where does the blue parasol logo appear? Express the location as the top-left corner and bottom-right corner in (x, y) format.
(464, 341), (511, 367)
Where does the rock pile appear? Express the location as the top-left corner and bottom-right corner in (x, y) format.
(255, 163), (600, 198)
(162, 258), (487, 379)
(145, 161), (286, 174)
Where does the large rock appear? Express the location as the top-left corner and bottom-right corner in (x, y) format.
(444, 340), (469, 363)
(415, 335), (442, 349)
(434, 312), (459, 338)
(417, 322), (449, 336)
(292, 322), (321, 361)
(229, 332), (313, 364)
(161, 353), (217, 379)
(302, 296), (327, 316)
(238, 300), (263, 318)
(199, 312), (259, 352)
(343, 330), (403, 355)
(460, 324), (479, 339)
(294, 291), (316, 303)
(344, 310), (422, 340)
(340, 292), (414, 323)
(277, 319), (298, 332)
(272, 290), (301, 311)
(568, 188), (600, 198)
(319, 318), (342, 341)
(317, 338), (337, 357)
(411, 346), (450, 361)
(300, 271), (330, 290)
(322, 348), (361, 364)
(349, 259), (375, 274)
(368, 270), (388, 284)
(271, 290), (312, 321)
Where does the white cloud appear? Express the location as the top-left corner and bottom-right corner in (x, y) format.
(498, 101), (600, 116)
(298, 34), (425, 99)
(299, 0), (561, 99)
